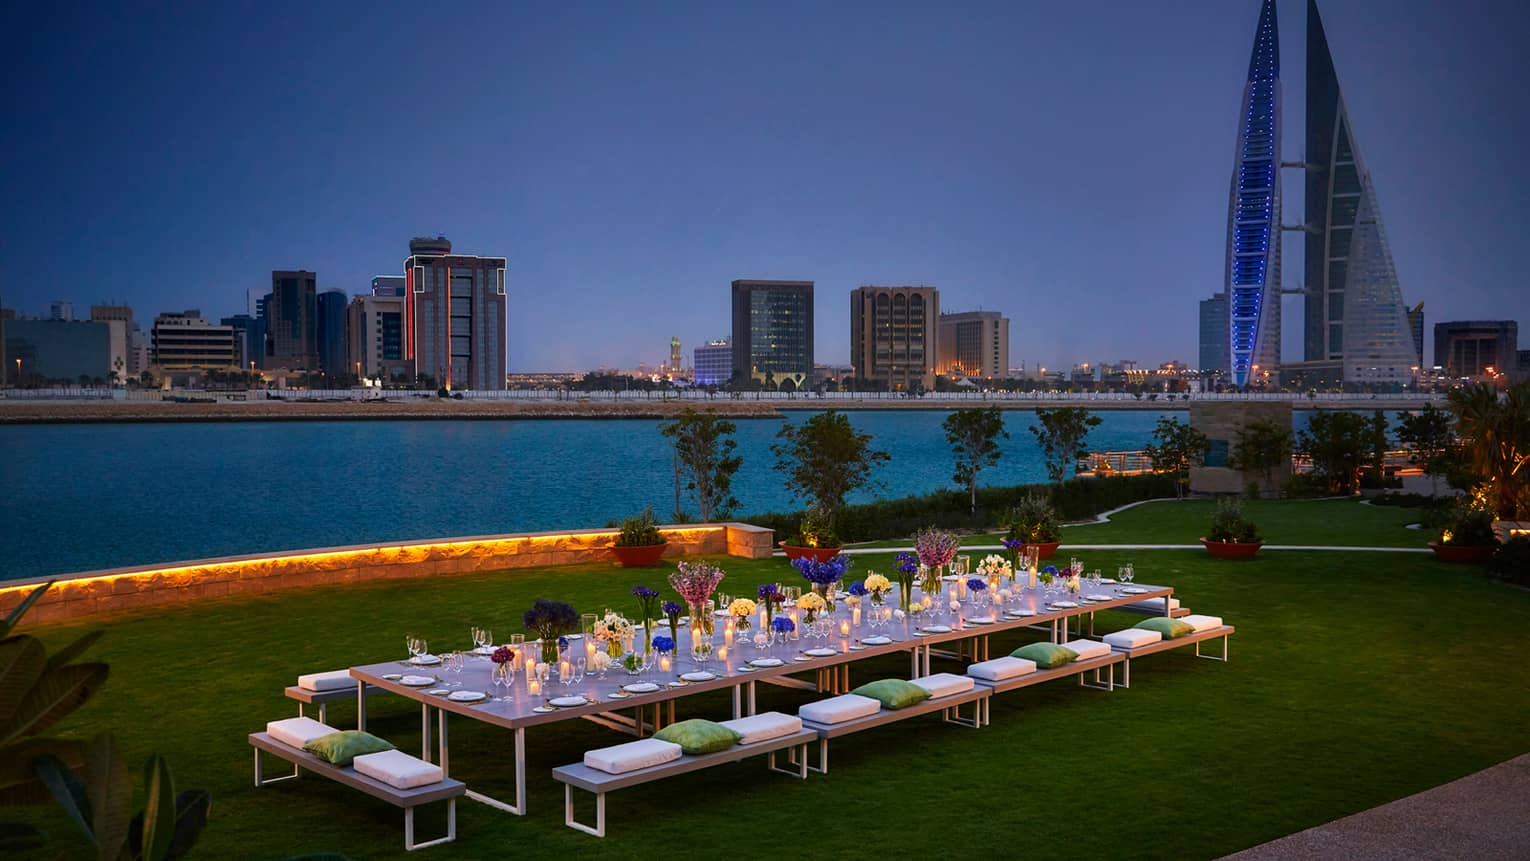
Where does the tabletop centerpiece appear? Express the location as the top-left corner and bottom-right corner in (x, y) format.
(662, 600), (684, 641)
(977, 553), (1012, 591)
(670, 560), (726, 662)
(893, 552), (919, 613)
(631, 584), (661, 657)
(652, 635), (676, 673)
(592, 610), (633, 661)
(796, 590), (827, 638)
(769, 614), (796, 645)
(965, 576), (989, 609)
(524, 598), (579, 664)
(728, 597), (758, 648)
(793, 553), (851, 616)
(490, 645), (517, 688)
(914, 527), (960, 599)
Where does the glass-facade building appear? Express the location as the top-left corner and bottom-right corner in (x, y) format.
(407, 237), (508, 391)
(1199, 293), (1229, 374)
(268, 271), (318, 370)
(692, 338), (732, 386)
(1222, 0), (1283, 388)
(730, 280), (814, 390)
(1302, 0), (1417, 384)
(316, 289), (349, 377)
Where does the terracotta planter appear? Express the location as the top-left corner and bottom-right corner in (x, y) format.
(780, 542), (842, 563)
(1200, 537), (1263, 559)
(1427, 542), (1496, 564)
(1019, 542), (1062, 561)
(611, 542), (668, 567)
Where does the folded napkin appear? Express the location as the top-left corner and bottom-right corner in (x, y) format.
(861, 636), (893, 645)
(297, 669), (352, 692)
(967, 656), (1037, 682)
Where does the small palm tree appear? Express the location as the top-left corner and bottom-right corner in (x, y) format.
(1448, 382), (1530, 520)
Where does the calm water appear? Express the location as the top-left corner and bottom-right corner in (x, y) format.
(0, 410), (1187, 580)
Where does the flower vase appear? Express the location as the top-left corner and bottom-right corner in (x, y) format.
(540, 637), (559, 664)
(605, 638), (623, 660)
(871, 596), (886, 628)
(688, 601), (716, 640)
(816, 583), (836, 615)
(689, 620), (713, 663)
(735, 616), (753, 649)
(899, 579), (912, 614)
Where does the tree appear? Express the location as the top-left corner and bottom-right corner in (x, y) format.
(771, 410), (889, 511)
(1296, 410), (1371, 495)
(659, 409), (743, 523)
(1028, 407), (1101, 482)
(943, 407), (1009, 515)
(1229, 418), (1292, 489)
(1395, 404), (1460, 495)
(1144, 416), (1210, 500)
(1448, 381), (1530, 519)
(1365, 410), (1390, 488)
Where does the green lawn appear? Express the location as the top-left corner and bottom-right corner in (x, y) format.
(854, 497), (1425, 549)
(10, 504), (1525, 861)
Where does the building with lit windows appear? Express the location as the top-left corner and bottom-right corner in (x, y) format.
(730, 280), (813, 390)
(406, 237), (507, 390)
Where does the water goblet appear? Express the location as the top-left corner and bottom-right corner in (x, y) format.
(574, 657), (586, 683)
(405, 633), (421, 662)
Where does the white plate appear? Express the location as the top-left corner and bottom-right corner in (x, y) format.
(680, 671), (716, 682)
(533, 705), (557, 713)
(750, 658), (784, 668)
(608, 691), (632, 699)
(408, 655), (441, 666)
(862, 636), (892, 645)
(1051, 601), (1079, 608)
(966, 616), (996, 625)
(714, 610), (730, 617)
(1008, 610), (1036, 617)
(803, 648), (838, 657)
(1086, 594), (1112, 602)
(564, 633), (583, 640)
(550, 696), (588, 708)
(737, 665), (758, 672)
(1121, 587), (1148, 595)
(382, 673), (404, 681)
(427, 688), (451, 696)
(400, 675), (435, 687)
(941, 574), (960, 581)
(449, 690), (487, 703)
(922, 625), (952, 633)
(623, 682), (660, 694)
(1100, 578), (1117, 584)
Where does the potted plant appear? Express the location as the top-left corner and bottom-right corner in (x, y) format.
(1003, 490), (1062, 560)
(610, 507), (668, 567)
(1427, 502), (1500, 564)
(780, 502), (843, 563)
(1201, 497), (1264, 559)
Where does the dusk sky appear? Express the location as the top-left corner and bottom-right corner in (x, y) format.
(4, 1), (1526, 372)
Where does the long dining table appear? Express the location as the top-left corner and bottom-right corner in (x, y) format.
(349, 578), (1175, 816)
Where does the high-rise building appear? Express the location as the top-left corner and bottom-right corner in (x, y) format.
(4, 319), (109, 383)
(850, 286), (939, 391)
(731, 280), (814, 390)
(1222, 0), (1282, 388)
(1434, 321), (1517, 379)
(406, 237), (507, 390)
(937, 310), (1009, 380)
(1199, 293), (1230, 374)
(1300, 0), (1418, 385)
(316, 289), (349, 377)
(268, 271), (318, 369)
(49, 301), (74, 322)
(372, 275), (406, 297)
(668, 337), (682, 374)
(150, 311), (238, 370)
(692, 338), (732, 386)
(347, 293), (411, 383)
(1406, 302), (1425, 370)
(220, 314), (260, 370)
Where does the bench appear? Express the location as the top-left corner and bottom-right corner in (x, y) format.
(796, 681), (991, 775)
(283, 683), (383, 725)
(967, 651), (1124, 725)
(552, 726), (816, 837)
(1116, 597), (1191, 618)
(1103, 618), (1235, 688)
(250, 728), (464, 851)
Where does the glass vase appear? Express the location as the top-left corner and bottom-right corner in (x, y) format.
(735, 616), (753, 649)
(540, 637), (558, 665)
(689, 620), (713, 663)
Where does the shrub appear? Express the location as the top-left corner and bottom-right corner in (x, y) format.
(614, 507), (665, 547)
(1435, 502), (1499, 548)
(793, 502), (840, 548)
(1487, 538), (1530, 585)
(1207, 497), (1262, 544)
(1003, 490), (1062, 544)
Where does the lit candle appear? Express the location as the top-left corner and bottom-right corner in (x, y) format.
(852, 607), (862, 627)
(528, 678), (541, 696)
(922, 595), (932, 610)
(759, 607), (768, 628)
(559, 660), (571, 680)
(788, 610), (800, 639)
(524, 655), (536, 676)
(839, 619), (851, 637)
(585, 640), (595, 658)
(725, 621), (734, 645)
(717, 645), (728, 662)
(659, 654), (671, 673)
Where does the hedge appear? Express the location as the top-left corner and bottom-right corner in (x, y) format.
(745, 473), (1180, 543)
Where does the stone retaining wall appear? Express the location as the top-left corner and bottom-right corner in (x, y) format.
(0, 522), (776, 624)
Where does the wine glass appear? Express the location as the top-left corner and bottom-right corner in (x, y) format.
(573, 657), (587, 684)
(405, 633), (425, 663)
(444, 650), (464, 687)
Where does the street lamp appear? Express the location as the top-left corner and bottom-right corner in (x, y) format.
(14, 357), (19, 388)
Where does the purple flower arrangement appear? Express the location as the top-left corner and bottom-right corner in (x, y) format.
(913, 527), (961, 569)
(662, 600), (683, 636)
(669, 561), (726, 606)
(631, 584), (661, 624)
(792, 553), (851, 587)
(652, 635), (675, 654)
(966, 577), (987, 592)
(848, 580), (868, 597)
(893, 552), (919, 577)
(770, 615), (796, 634)
(758, 583), (784, 618)
(1001, 538), (1026, 551)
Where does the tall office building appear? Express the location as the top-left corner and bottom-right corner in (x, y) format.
(151, 311), (238, 370)
(692, 338), (732, 386)
(731, 280), (814, 390)
(850, 285), (940, 391)
(936, 310), (1009, 380)
(1406, 302), (1425, 369)
(268, 271), (318, 369)
(316, 289), (348, 377)
(220, 314), (260, 370)
(1434, 321), (1517, 379)
(347, 293), (410, 383)
(1222, 0), (1282, 388)
(406, 237), (507, 390)
(372, 275), (406, 297)
(1300, 0), (1418, 384)
(1199, 293), (1230, 374)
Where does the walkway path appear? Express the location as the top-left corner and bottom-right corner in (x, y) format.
(1220, 753), (1530, 860)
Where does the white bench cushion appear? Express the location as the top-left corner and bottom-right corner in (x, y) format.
(1126, 597), (1181, 611)
(297, 669), (353, 692)
(1103, 628), (1163, 649)
(1182, 614), (1223, 633)
(799, 693), (882, 725)
(267, 716), (337, 749)
(353, 749), (443, 789)
(583, 738), (682, 775)
(1059, 639), (1111, 660)
(911, 672), (975, 699)
(967, 656), (1037, 682)
(719, 711), (803, 745)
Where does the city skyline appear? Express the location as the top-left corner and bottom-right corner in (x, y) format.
(4, 1), (1526, 373)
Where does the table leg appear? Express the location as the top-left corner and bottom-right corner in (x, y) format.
(356, 680), (367, 732)
(731, 685), (742, 719)
(464, 726), (526, 816)
(747, 681), (757, 716)
(438, 708), (449, 772)
(421, 703), (432, 762)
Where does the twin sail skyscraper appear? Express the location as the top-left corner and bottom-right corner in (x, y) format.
(1212, 0), (1418, 388)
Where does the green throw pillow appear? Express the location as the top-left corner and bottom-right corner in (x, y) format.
(303, 730), (394, 766)
(1135, 617), (1195, 639)
(1012, 642), (1077, 669)
(653, 719), (742, 755)
(850, 678), (931, 710)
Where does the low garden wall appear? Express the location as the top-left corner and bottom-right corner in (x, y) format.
(0, 522), (775, 624)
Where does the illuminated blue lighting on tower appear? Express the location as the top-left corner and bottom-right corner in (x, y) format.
(1224, 0), (1283, 387)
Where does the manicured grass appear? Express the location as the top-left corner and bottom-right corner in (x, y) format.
(853, 497), (1425, 549)
(11, 517), (1525, 860)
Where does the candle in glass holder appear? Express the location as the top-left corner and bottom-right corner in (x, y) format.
(559, 660), (571, 681)
(717, 645), (728, 663)
(852, 606), (862, 626)
(922, 594), (933, 610)
(839, 619), (850, 637)
(759, 607), (768, 628)
(524, 655), (536, 676)
(659, 654), (671, 673)
(788, 610), (800, 639)
(725, 620), (734, 645)
(528, 677), (541, 696)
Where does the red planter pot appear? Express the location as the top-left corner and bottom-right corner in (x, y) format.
(1020, 542), (1062, 561)
(1427, 542), (1496, 564)
(611, 542), (668, 567)
(1200, 537), (1263, 559)
(780, 543), (843, 563)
